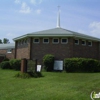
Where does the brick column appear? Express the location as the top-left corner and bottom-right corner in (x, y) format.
(21, 58), (27, 73)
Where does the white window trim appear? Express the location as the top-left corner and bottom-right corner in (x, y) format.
(75, 39), (79, 45)
(61, 38), (68, 44)
(43, 38), (49, 44)
(82, 40), (86, 46)
(52, 38), (59, 44)
(88, 41), (92, 46)
(33, 38), (40, 44)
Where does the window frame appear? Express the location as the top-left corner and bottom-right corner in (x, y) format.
(7, 49), (12, 53)
(88, 41), (92, 46)
(33, 38), (40, 44)
(43, 38), (49, 44)
(61, 38), (68, 44)
(75, 39), (79, 45)
(52, 38), (59, 44)
(82, 40), (86, 46)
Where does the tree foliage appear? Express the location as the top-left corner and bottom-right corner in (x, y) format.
(0, 39), (2, 44)
(0, 38), (10, 44)
(3, 38), (10, 44)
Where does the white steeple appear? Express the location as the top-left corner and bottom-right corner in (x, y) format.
(57, 6), (60, 28)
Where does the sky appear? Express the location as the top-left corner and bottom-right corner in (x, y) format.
(0, 0), (100, 43)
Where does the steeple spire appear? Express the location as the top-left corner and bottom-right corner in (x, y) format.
(57, 6), (60, 28)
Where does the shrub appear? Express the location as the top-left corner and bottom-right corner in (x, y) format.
(43, 54), (54, 71)
(64, 58), (100, 73)
(33, 72), (43, 78)
(3, 58), (9, 61)
(15, 72), (43, 79)
(15, 72), (31, 79)
(9, 59), (21, 70)
(0, 61), (11, 69)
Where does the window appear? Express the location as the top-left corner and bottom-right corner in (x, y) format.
(75, 39), (79, 45)
(7, 49), (12, 53)
(21, 40), (24, 45)
(24, 39), (27, 44)
(52, 38), (59, 44)
(43, 38), (49, 44)
(88, 41), (92, 46)
(61, 38), (68, 44)
(33, 38), (39, 43)
(18, 41), (21, 46)
(82, 40), (86, 45)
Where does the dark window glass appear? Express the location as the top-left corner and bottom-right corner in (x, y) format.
(82, 40), (86, 45)
(34, 39), (39, 43)
(44, 39), (49, 43)
(62, 39), (67, 43)
(54, 39), (58, 43)
(75, 40), (79, 44)
(88, 41), (92, 46)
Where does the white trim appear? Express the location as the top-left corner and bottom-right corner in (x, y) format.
(82, 40), (86, 46)
(88, 41), (92, 46)
(43, 38), (49, 44)
(33, 38), (40, 44)
(61, 38), (68, 44)
(75, 39), (79, 45)
(52, 38), (59, 44)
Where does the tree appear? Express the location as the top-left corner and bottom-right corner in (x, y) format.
(3, 38), (10, 44)
(0, 39), (2, 44)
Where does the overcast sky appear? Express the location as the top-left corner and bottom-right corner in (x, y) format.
(0, 0), (100, 43)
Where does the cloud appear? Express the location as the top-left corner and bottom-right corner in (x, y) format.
(6, 33), (15, 37)
(30, 0), (36, 5)
(89, 22), (100, 37)
(14, 0), (21, 4)
(35, 9), (41, 14)
(19, 2), (31, 14)
(30, 0), (43, 5)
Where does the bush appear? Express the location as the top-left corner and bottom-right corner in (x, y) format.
(3, 58), (9, 61)
(15, 72), (43, 79)
(33, 72), (43, 78)
(0, 61), (11, 69)
(9, 59), (21, 70)
(15, 72), (31, 79)
(43, 54), (54, 71)
(64, 58), (100, 73)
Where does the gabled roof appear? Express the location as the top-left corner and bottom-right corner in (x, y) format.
(0, 43), (15, 49)
(13, 27), (100, 41)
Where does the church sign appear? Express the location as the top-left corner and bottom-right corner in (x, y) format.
(54, 60), (63, 71)
(27, 60), (36, 72)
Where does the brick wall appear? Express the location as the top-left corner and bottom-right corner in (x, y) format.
(15, 37), (100, 64)
(73, 39), (99, 59)
(16, 48), (29, 59)
(16, 45), (29, 59)
(31, 37), (74, 64)
(0, 49), (15, 59)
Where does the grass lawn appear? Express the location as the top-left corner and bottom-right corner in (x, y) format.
(0, 69), (100, 100)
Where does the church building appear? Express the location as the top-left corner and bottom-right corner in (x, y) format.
(13, 8), (100, 64)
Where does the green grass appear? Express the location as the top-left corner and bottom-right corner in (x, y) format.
(0, 69), (100, 100)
